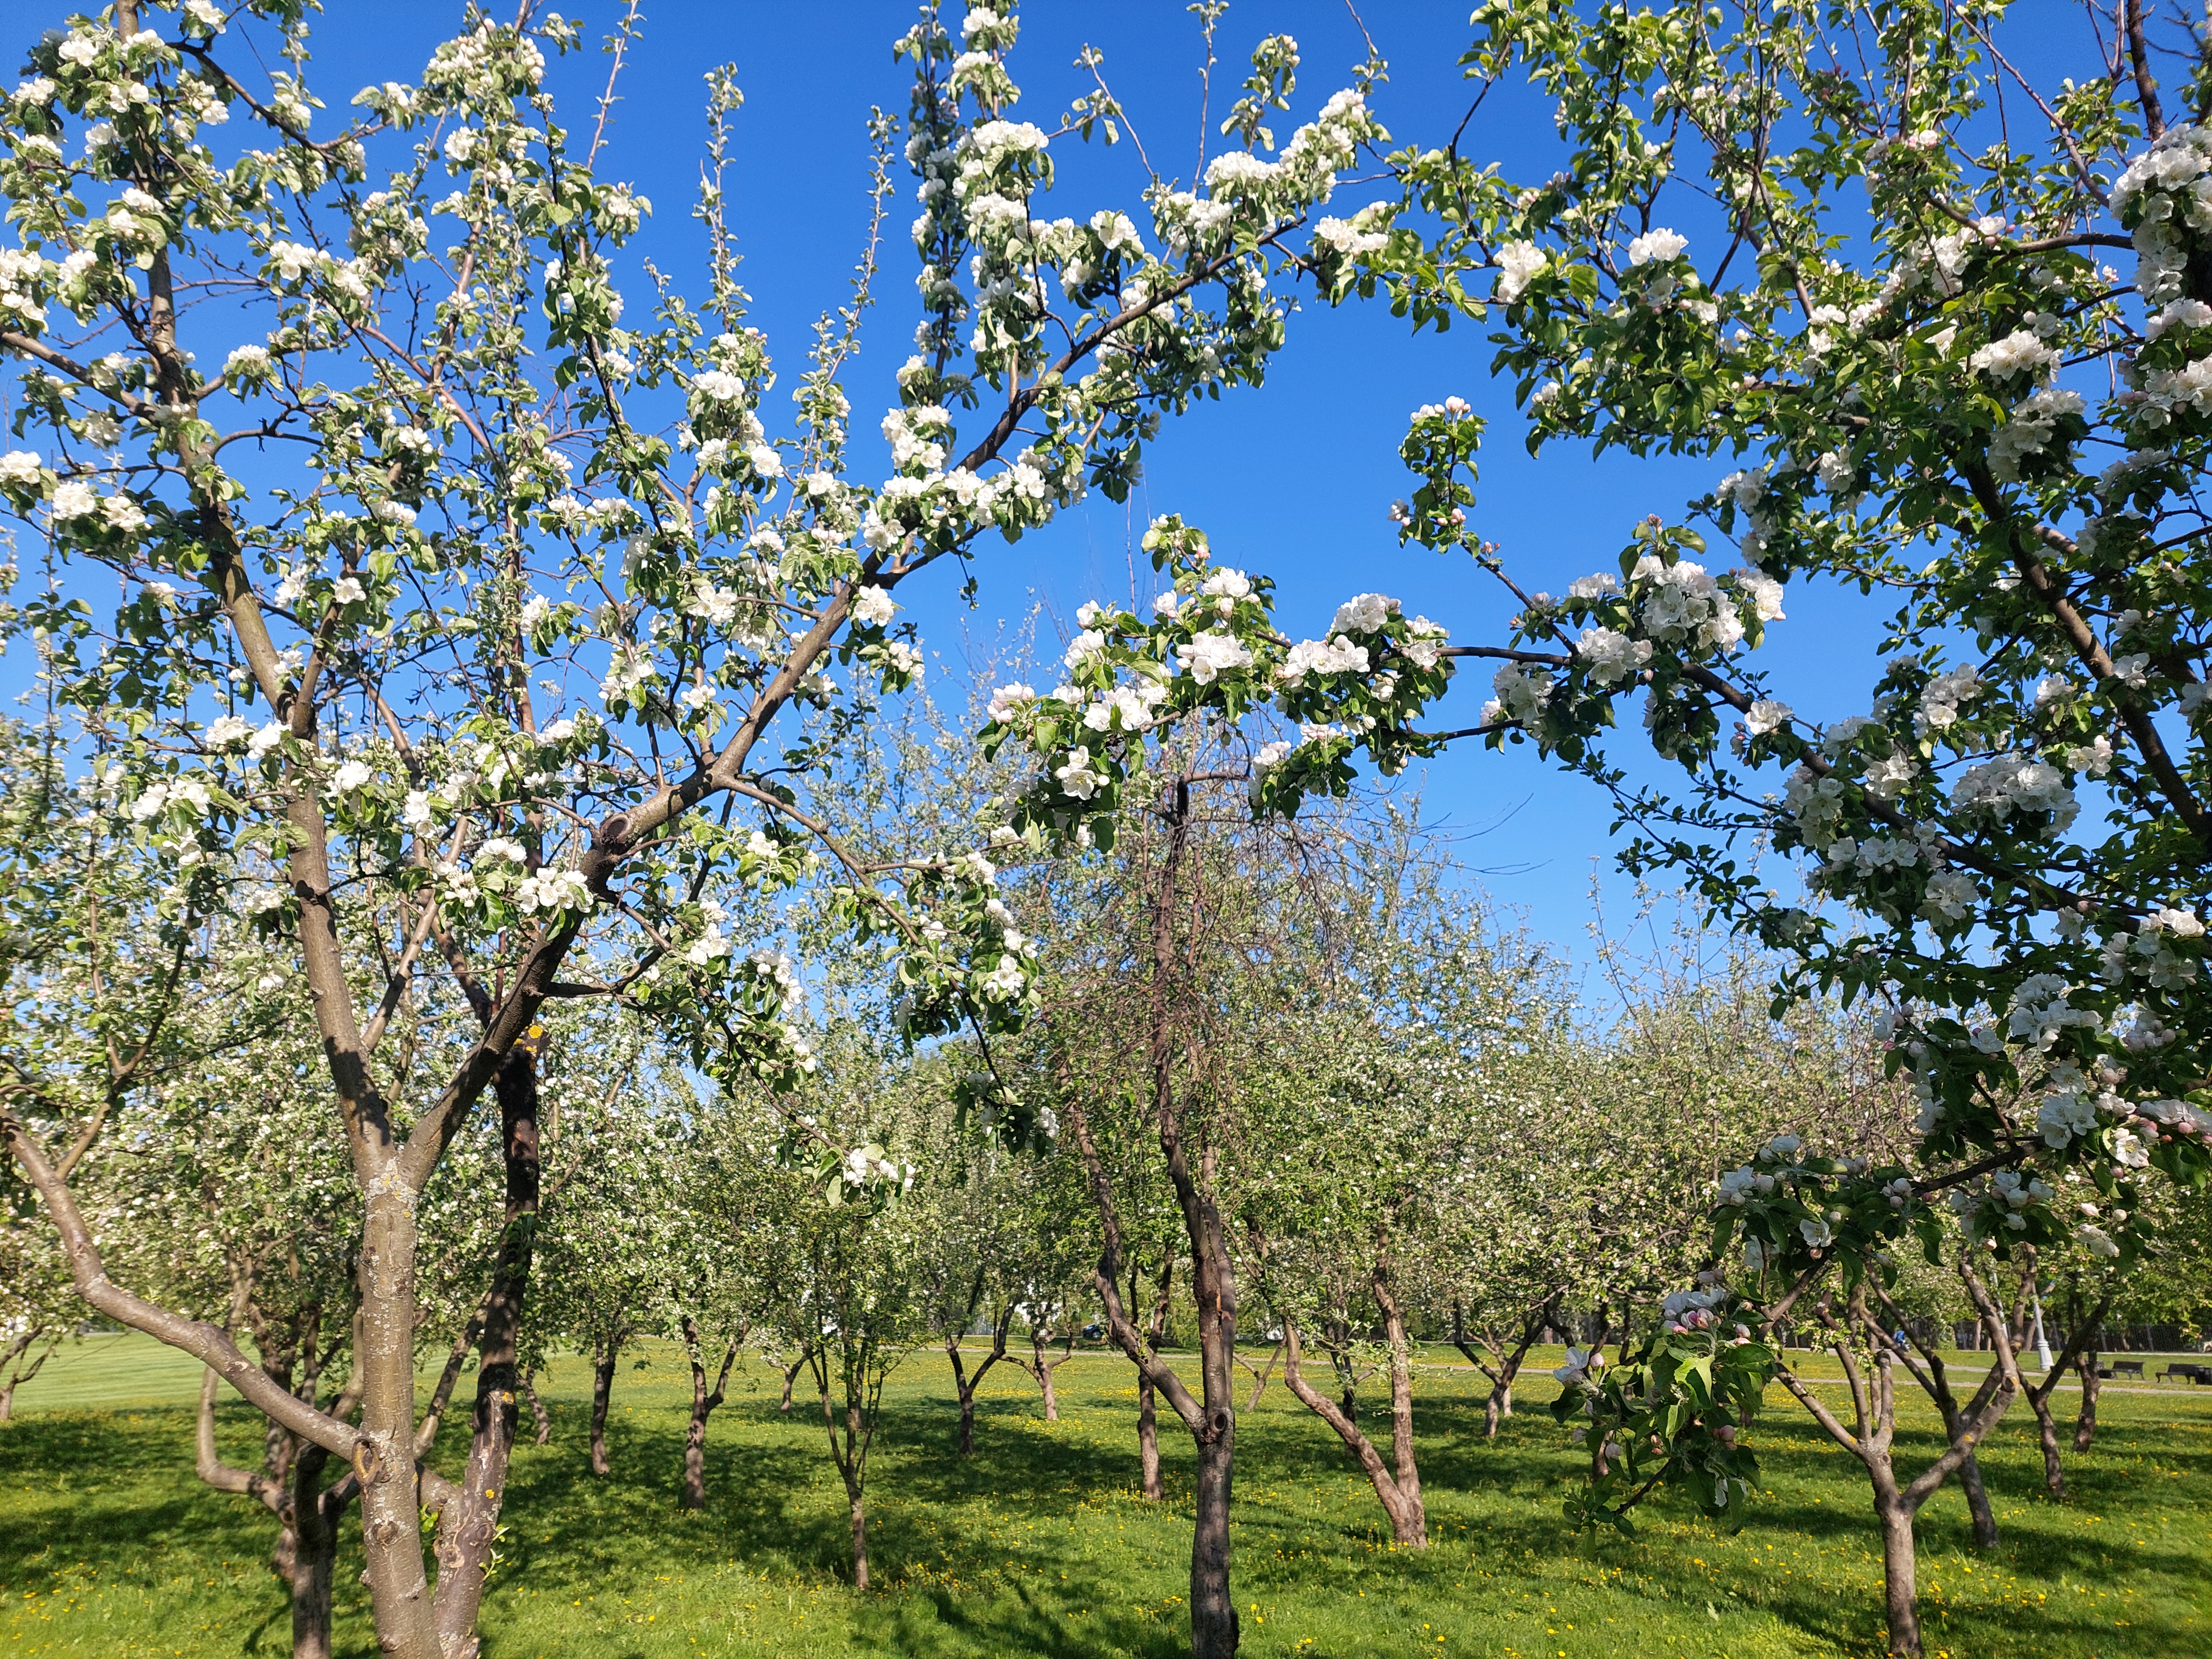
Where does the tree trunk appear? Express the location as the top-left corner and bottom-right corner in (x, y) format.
(681, 1328), (737, 1510)
(1875, 1481), (1924, 1658)
(1281, 1316), (1426, 1547)
(1452, 1295), (1547, 1441)
(590, 1338), (619, 1475)
(2027, 1385), (2067, 1499)
(1191, 1408), (1237, 1659)
(1136, 1253), (1172, 1501)
(355, 1182), (437, 1658)
(848, 1485), (870, 1592)
(2073, 1349), (2100, 1452)
(1238, 1338), (1281, 1411)
(945, 1322), (1005, 1458)
(1034, 1355), (1060, 1421)
(1138, 1372), (1162, 1499)
(288, 1445), (339, 1659)
(524, 1364), (551, 1446)
(780, 1351), (805, 1413)
(431, 1042), (541, 1658)
(1378, 1284), (1425, 1544)
(0, 1327), (56, 1423)
(1956, 1449), (1999, 1548)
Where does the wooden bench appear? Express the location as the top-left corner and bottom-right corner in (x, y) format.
(2102, 1359), (2146, 1380)
(2157, 1362), (2212, 1385)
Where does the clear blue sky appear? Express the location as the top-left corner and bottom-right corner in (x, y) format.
(20, 1), (1903, 978)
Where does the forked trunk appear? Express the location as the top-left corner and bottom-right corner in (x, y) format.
(945, 1325), (1005, 1458)
(2073, 1350), (2100, 1452)
(590, 1339), (619, 1475)
(1238, 1338), (1282, 1411)
(1034, 1356), (1060, 1421)
(1454, 1294), (1551, 1442)
(431, 1044), (542, 1658)
(680, 1329), (737, 1509)
(1280, 1313), (1426, 1547)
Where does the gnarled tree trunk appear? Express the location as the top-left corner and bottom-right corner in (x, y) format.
(523, 1364), (552, 1446)
(2074, 1348), (2101, 1452)
(680, 1318), (739, 1509)
(589, 1333), (621, 1475)
(1133, 1252), (1173, 1500)
(946, 1308), (1010, 1457)
(1278, 1270), (1427, 1548)
(1773, 1264), (2025, 1657)
(1451, 1294), (1556, 1440)
(0, 1325), (59, 1423)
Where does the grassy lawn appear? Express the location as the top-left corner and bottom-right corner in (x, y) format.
(3, 1335), (2206, 1658)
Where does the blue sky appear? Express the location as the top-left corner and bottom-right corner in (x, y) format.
(12, 0), (1915, 982)
(447, 0), (1885, 966)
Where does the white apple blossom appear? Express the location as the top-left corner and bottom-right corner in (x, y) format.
(1176, 632), (1253, 685)
(1626, 227), (1687, 265)
(851, 585), (896, 627)
(1493, 240), (1547, 301)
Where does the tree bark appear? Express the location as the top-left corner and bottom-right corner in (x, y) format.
(1956, 1448), (1999, 1550)
(2026, 1387), (2067, 1501)
(288, 1444), (340, 1659)
(1280, 1316), (1425, 1546)
(1137, 1370), (1163, 1499)
(0, 1328), (57, 1423)
(1135, 1253), (1173, 1501)
(681, 1323), (738, 1509)
(431, 1042), (542, 1658)
(523, 1364), (551, 1446)
(946, 1311), (1009, 1457)
(590, 1336), (619, 1475)
(1190, 1399), (1236, 1659)
(353, 1171), (436, 1655)
(848, 1487), (870, 1592)
(1874, 1477), (1924, 1658)
(1237, 1339), (1281, 1412)
(1451, 1294), (1550, 1440)
(2073, 1349), (2100, 1452)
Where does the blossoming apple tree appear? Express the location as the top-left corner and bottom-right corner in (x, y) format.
(0, 3), (1422, 1654)
(1349, 1), (2212, 1651)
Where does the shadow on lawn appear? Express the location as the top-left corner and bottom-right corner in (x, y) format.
(9, 1366), (2209, 1659)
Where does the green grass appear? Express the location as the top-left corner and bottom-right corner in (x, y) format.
(4, 1335), (2207, 1658)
